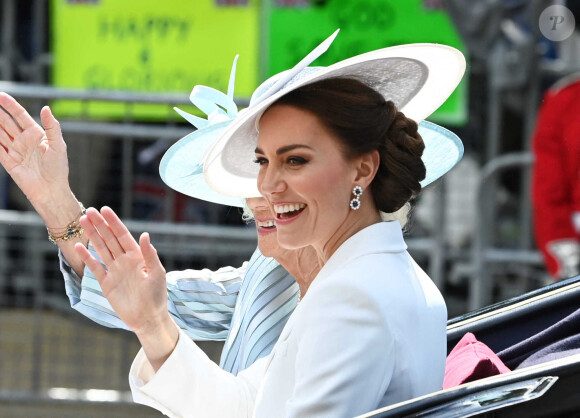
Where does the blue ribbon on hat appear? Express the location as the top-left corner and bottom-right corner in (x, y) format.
(174, 55), (240, 129)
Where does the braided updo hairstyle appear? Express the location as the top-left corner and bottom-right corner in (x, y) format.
(273, 77), (426, 216)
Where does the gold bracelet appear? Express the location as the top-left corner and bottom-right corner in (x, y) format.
(47, 203), (87, 244)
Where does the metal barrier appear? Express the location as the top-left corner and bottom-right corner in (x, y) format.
(470, 152), (544, 310)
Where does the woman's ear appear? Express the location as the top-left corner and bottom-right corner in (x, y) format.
(353, 150), (380, 189)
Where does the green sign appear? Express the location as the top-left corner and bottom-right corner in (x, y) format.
(267, 0), (467, 125)
(51, 0), (260, 119)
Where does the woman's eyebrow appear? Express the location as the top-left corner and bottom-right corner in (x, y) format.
(254, 144), (314, 155)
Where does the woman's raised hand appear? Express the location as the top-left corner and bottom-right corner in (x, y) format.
(75, 207), (179, 370)
(0, 93), (88, 276)
(75, 207), (170, 334)
(0, 93), (71, 205)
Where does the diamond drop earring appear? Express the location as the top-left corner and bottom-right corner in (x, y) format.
(350, 186), (363, 210)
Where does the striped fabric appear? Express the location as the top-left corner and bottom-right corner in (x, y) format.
(219, 249), (299, 374)
(59, 244), (298, 374)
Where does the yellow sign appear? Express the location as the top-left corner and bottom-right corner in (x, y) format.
(51, 0), (259, 119)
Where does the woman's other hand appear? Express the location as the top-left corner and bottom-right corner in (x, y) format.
(0, 93), (71, 205)
(75, 207), (179, 370)
(0, 93), (89, 276)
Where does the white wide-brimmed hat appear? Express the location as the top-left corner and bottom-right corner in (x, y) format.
(202, 29), (466, 199)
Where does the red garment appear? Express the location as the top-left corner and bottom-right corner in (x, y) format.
(532, 79), (580, 277)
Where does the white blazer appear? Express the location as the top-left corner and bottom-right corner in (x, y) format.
(129, 222), (447, 417)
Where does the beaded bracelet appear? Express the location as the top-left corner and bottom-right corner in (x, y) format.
(47, 204), (87, 244)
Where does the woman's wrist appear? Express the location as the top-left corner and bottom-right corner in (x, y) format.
(135, 313), (180, 372)
(31, 187), (82, 229)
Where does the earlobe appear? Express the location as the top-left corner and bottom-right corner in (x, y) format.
(353, 150), (380, 189)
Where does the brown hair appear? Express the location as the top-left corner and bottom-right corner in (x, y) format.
(273, 77), (426, 213)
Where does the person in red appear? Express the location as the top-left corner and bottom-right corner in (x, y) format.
(532, 75), (580, 281)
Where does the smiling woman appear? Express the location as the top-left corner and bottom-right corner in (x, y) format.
(109, 35), (467, 416)
(211, 78), (448, 416)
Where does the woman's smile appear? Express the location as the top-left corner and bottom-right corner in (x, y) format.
(255, 218), (277, 235)
(274, 202), (306, 220)
(273, 202), (307, 225)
